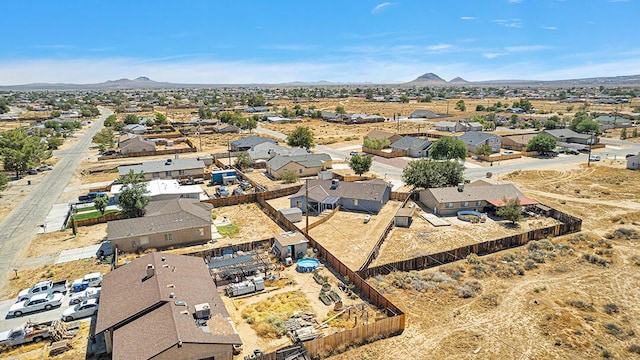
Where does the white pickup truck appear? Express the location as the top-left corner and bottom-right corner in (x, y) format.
(0, 321), (53, 346)
(17, 280), (68, 302)
(9, 293), (64, 317)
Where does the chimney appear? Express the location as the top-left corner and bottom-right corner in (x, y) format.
(146, 264), (155, 277)
(457, 183), (464, 192)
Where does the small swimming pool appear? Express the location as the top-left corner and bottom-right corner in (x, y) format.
(457, 210), (482, 222)
(296, 258), (320, 273)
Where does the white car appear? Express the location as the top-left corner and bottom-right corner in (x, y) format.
(9, 293), (64, 317)
(69, 287), (101, 305)
(62, 299), (99, 322)
(37, 165), (53, 171)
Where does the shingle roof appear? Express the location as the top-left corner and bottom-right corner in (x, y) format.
(118, 158), (205, 176)
(96, 253), (241, 360)
(410, 109), (439, 118)
(267, 153), (331, 171)
(248, 143), (307, 162)
(290, 179), (391, 203)
(391, 136), (432, 151)
(425, 183), (525, 203)
(364, 130), (396, 140)
(230, 136), (276, 148)
(544, 129), (591, 140)
(504, 133), (538, 146)
(107, 198), (212, 240)
(456, 131), (500, 145)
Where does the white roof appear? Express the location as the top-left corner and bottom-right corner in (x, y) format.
(111, 179), (202, 197)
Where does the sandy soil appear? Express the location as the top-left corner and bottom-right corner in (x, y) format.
(328, 164), (640, 360)
(26, 224), (107, 258)
(212, 203), (284, 242)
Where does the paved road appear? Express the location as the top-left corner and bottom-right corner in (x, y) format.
(0, 108), (111, 292)
(0, 292), (72, 328)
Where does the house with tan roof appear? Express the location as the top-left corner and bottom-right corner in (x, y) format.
(107, 198), (213, 252)
(419, 181), (537, 216)
(266, 153), (332, 180)
(363, 130), (402, 145)
(95, 252), (242, 360)
(289, 179), (392, 215)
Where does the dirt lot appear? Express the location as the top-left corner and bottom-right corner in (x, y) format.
(328, 165), (640, 360)
(373, 202), (560, 265)
(26, 225), (107, 259)
(212, 203), (284, 242)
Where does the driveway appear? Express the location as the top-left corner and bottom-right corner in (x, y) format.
(0, 108), (112, 292)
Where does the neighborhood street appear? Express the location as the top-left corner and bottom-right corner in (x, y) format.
(0, 108), (111, 294)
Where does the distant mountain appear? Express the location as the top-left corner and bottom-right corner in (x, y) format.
(448, 77), (470, 84)
(405, 73), (447, 86)
(401, 73), (640, 87)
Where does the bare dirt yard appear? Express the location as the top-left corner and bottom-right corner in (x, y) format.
(26, 225), (107, 259)
(211, 203), (284, 243)
(328, 165), (640, 360)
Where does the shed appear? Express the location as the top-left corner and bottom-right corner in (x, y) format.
(279, 208), (303, 223)
(394, 207), (415, 228)
(273, 231), (309, 260)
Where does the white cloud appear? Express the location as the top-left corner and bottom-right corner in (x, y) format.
(493, 19), (522, 28)
(504, 45), (550, 52)
(426, 44), (454, 52)
(460, 16), (475, 20)
(508, 0), (522, 3)
(483, 53), (506, 59)
(542, 26), (558, 30)
(371, 2), (396, 14)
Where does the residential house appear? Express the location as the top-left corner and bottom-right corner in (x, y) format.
(628, 154), (640, 170)
(419, 181), (537, 216)
(118, 134), (156, 155)
(107, 198), (213, 252)
(594, 115), (632, 130)
(506, 107), (525, 114)
(244, 106), (269, 113)
(347, 114), (385, 124)
(118, 158), (205, 181)
(435, 121), (482, 132)
(124, 124), (147, 135)
(543, 129), (597, 145)
(273, 231), (308, 260)
(248, 142), (307, 163)
(230, 136), (277, 151)
(409, 109), (440, 119)
(212, 123), (240, 133)
(363, 130), (403, 146)
(289, 179), (392, 215)
(501, 133), (538, 151)
(390, 136), (432, 157)
(95, 252), (241, 360)
(110, 179), (203, 203)
(456, 131), (502, 153)
(266, 153), (332, 179)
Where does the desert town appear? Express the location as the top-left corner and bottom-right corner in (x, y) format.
(0, 82), (639, 360)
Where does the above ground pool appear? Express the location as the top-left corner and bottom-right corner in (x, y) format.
(457, 210), (483, 222)
(296, 258), (320, 273)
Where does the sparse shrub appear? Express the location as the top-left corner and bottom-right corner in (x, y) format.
(533, 285), (547, 293)
(529, 239), (555, 251)
(481, 293), (500, 307)
(496, 266), (515, 279)
(583, 253), (610, 267)
(502, 252), (517, 262)
(567, 300), (593, 310)
(456, 280), (481, 298)
(629, 344), (640, 354)
(601, 348), (612, 358)
(604, 303), (619, 314)
(514, 266), (525, 276)
(604, 323), (624, 337)
(524, 260), (538, 270)
(607, 228), (639, 240)
(466, 253), (481, 264)
(528, 249), (546, 264)
(471, 264), (489, 278)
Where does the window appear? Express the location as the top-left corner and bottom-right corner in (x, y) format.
(165, 171), (172, 177)
(462, 201), (469, 207)
(476, 200), (482, 206)
(299, 169), (303, 174)
(445, 202), (454, 208)
(165, 233), (173, 242)
(198, 228), (205, 237)
(353, 199), (359, 206)
(131, 240), (137, 248)
(296, 201), (302, 208)
(179, 170), (186, 175)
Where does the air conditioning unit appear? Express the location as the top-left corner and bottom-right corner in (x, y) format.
(194, 303), (211, 319)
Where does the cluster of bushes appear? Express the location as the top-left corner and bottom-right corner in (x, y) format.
(605, 227), (638, 240)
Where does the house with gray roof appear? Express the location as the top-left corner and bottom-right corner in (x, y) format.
(118, 157), (205, 181)
(594, 115), (632, 130)
(95, 252), (241, 360)
(123, 124), (147, 135)
(347, 114), (385, 124)
(266, 153), (332, 179)
(391, 136), (432, 157)
(230, 136), (277, 151)
(543, 129), (597, 145)
(410, 109), (445, 119)
(248, 142), (308, 163)
(456, 131), (502, 153)
(420, 181), (537, 216)
(118, 134), (156, 155)
(107, 198), (213, 252)
(289, 179), (391, 215)
(212, 123), (240, 133)
(435, 121), (482, 132)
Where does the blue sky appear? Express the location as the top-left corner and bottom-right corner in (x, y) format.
(0, 0), (638, 84)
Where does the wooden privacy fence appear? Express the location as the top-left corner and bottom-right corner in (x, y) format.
(359, 207), (582, 278)
(362, 147), (407, 158)
(474, 152), (522, 162)
(306, 206), (340, 231)
(69, 211), (121, 228)
(200, 185), (302, 208)
(180, 238), (273, 259)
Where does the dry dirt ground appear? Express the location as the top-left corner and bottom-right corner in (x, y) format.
(327, 165), (640, 360)
(25, 225), (107, 259)
(212, 203), (284, 242)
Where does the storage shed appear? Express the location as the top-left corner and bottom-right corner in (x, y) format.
(273, 231), (308, 260)
(279, 208), (303, 223)
(394, 207), (415, 228)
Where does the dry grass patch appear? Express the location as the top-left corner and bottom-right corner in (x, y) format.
(241, 291), (313, 338)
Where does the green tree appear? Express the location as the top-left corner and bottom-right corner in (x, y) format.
(575, 119), (601, 134)
(280, 171), (298, 183)
(349, 154), (373, 176)
(235, 152), (250, 170)
(46, 137), (63, 150)
(51, 110), (61, 118)
(455, 100), (466, 111)
(80, 105), (100, 118)
(113, 121), (125, 132)
(104, 114), (117, 127)
(0, 172), (8, 194)
(363, 138), (390, 150)
(633, 128), (639, 138)
(620, 128), (627, 140)
(155, 112), (167, 124)
(286, 126), (314, 148)
(92, 128), (116, 150)
(247, 94), (266, 107)
(402, 159), (465, 189)
(0, 128), (51, 177)
(335, 105), (346, 114)
(476, 104), (485, 111)
(399, 95), (410, 103)
(526, 134), (557, 153)
(496, 197), (523, 224)
(544, 119), (557, 130)
(483, 121), (496, 131)
(430, 136), (467, 161)
(475, 144), (492, 156)
(0, 98), (9, 114)
(94, 196), (108, 215)
(123, 114), (139, 125)
(117, 170), (149, 219)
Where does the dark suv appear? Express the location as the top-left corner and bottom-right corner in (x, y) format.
(78, 192), (107, 203)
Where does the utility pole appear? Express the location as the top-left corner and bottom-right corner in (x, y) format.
(305, 178), (309, 234)
(395, 113), (399, 134)
(227, 140), (231, 168)
(587, 132), (594, 167)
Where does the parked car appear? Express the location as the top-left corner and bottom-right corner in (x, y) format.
(101, 150), (120, 156)
(232, 187), (244, 196)
(0, 321), (54, 346)
(69, 287), (101, 305)
(567, 149), (580, 155)
(62, 299), (98, 322)
(37, 165), (53, 171)
(626, 153), (637, 158)
(589, 155), (601, 161)
(71, 273), (103, 292)
(78, 192), (107, 203)
(28, 168), (38, 175)
(349, 151), (359, 156)
(9, 293), (64, 317)
(216, 186), (230, 197)
(18, 280), (68, 302)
